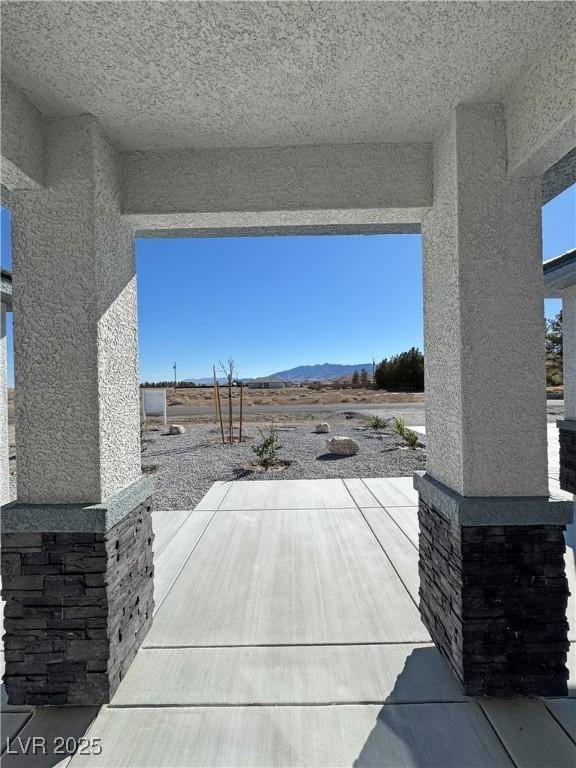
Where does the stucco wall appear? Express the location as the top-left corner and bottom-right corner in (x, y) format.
(505, 15), (576, 178)
(11, 117), (141, 504)
(422, 115), (464, 493)
(0, 79), (44, 188)
(457, 105), (547, 497)
(423, 104), (548, 498)
(93, 124), (142, 500)
(121, 143), (432, 215)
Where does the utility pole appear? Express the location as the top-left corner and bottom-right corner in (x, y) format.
(173, 362), (177, 390)
(372, 358), (375, 382)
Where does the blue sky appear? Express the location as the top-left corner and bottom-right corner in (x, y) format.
(1, 183), (575, 384)
(136, 233), (423, 381)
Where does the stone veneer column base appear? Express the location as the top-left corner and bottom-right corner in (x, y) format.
(1, 478), (154, 706)
(414, 472), (573, 698)
(558, 419), (576, 494)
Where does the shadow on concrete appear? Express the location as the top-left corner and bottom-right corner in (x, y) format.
(1, 706), (99, 767)
(352, 646), (511, 768)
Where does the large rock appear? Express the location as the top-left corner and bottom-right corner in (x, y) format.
(315, 423), (330, 434)
(168, 424), (185, 435)
(326, 436), (359, 456)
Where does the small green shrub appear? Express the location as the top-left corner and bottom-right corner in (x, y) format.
(404, 429), (421, 450)
(252, 425), (281, 468)
(369, 415), (389, 432)
(392, 417), (421, 449)
(393, 417), (407, 438)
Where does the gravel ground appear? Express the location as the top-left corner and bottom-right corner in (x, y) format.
(142, 416), (426, 510)
(5, 399), (562, 508)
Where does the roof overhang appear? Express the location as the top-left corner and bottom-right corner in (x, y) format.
(543, 249), (576, 298)
(1, 268), (12, 310)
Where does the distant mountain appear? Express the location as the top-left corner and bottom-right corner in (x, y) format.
(184, 376), (226, 385)
(184, 363), (372, 385)
(183, 376), (256, 385)
(268, 363), (373, 382)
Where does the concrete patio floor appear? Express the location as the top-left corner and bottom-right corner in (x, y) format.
(1, 474), (575, 767)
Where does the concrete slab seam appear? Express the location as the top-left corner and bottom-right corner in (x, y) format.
(151, 482), (233, 613)
(358, 478), (386, 507)
(381, 507), (419, 552)
(151, 509), (220, 618)
(352, 502), (419, 610)
(0, 711), (33, 757)
(341, 479), (419, 607)
(543, 700), (576, 747)
(141, 640), (434, 650)
(153, 510), (197, 558)
(105, 698), (474, 709)
(476, 701), (520, 768)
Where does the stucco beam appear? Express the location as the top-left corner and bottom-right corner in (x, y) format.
(1, 79), (44, 189)
(505, 16), (575, 180)
(125, 208), (425, 238)
(121, 143), (432, 217)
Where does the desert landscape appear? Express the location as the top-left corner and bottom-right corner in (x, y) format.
(168, 385), (424, 409)
(141, 414), (427, 510)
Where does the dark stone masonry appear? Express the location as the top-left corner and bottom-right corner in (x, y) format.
(1, 500), (154, 706)
(558, 422), (576, 494)
(418, 499), (570, 697)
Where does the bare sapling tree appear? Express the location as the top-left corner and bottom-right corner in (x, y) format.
(219, 359), (235, 443)
(213, 365), (225, 444)
(239, 377), (243, 443)
(212, 366), (218, 419)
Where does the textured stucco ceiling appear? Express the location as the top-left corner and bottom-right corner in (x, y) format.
(1, 1), (572, 151)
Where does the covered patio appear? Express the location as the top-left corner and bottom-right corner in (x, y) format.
(2, 477), (575, 766)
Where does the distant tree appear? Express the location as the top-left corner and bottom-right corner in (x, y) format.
(352, 370), (360, 385)
(546, 311), (563, 357)
(375, 347), (424, 391)
(359, 368), (369, 385)
(546, 310), (563, 386)
(140, 379), (196, 388)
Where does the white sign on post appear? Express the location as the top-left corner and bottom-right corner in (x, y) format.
(142, 388), (167, 425)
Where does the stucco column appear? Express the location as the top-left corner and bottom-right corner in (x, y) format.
(0, 302), (9, 506)
(11, 117), (142, 504)
(1, 117), (154, 706)
(558, 285), (576, 492)
(416, 104), (572, 697)
(422, 103), (549, 497)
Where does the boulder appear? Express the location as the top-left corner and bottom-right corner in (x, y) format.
(168, 424), (185, 435)
(326, 436), (359, 456)
(315, 423), (330, 434)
